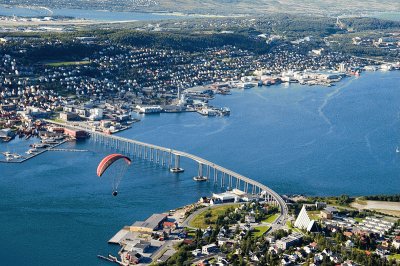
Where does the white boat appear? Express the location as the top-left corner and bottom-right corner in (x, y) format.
(26, 148), (39, 154)
(32, 143), (48, 149)
(396, 147), (400, 153)
(2, 151), (12, 157)
(12, 153), (22, 159)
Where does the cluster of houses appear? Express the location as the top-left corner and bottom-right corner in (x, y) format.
(352, 34), (400, 50)
(59, 100), (135, 133)
(293, 202), (400, 262)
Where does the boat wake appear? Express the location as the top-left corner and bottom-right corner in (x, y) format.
(318, 78), (354, 135)
(364, 130), (384, 165)
(364, 111), (400, 165)
(205, 120), (230, 136)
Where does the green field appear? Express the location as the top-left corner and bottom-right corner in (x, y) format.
(46, 61), (90, 67)
(262, 213), (279, 223)
(286, 221), (302, 233)
(189, 204), (239, 229)
(252, 226), (270, 237)
(307, 210), (321, 220)
(354, 217), (363, 223)
(389, 254), (400, 261)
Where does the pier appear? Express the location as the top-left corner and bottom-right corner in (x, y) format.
(0, 140), (67, 163)
(45, 120), (288, 221)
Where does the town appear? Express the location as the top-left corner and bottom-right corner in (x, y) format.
(102, 192), (400, 266)
(1, 17), (400, 154)
(1, 11), (400, 266)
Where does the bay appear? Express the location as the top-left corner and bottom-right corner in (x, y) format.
(0, 71), (399, 265)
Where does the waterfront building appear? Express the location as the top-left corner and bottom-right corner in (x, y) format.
(129, 213), (167, 233)
(136, 105), (162, 114)
(212, 192), (239, 204)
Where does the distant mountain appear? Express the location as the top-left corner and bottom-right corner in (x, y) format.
(1, 0), (399, 16)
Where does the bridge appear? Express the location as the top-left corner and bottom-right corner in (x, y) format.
(46, 120), (288, 223)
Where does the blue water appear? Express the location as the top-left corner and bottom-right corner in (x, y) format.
(0, 6), (189, 21)
(0, 71), (400, 265)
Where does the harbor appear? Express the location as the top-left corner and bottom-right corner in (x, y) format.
(0, 123), (89, 163)
(0, 71), (400, 266)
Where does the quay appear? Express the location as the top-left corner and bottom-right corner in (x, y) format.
(45, 120), (288, 222)
(0, 140), (67, 163)
(49, 148), (88, 152)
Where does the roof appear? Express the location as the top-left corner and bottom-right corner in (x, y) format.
(132, 213), (167, 230)
(325, 206), (338, 213)
(134, 241), (150, 249)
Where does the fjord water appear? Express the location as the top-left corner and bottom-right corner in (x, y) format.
(0, 71), (399, 265)
(0, 6), (189, 21)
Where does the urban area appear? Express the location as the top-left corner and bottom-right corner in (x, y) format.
(0, 5), (400, 266)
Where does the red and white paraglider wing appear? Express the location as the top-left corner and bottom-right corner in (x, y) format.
(97, 154), (131, 177)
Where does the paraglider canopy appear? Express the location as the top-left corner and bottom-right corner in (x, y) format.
(97, 154), (131, 177)
(97, 154), (131, 195)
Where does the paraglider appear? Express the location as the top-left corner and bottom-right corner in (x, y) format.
(97, 154), (131, 196)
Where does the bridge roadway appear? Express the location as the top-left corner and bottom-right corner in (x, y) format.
(46, 120), (288, 222)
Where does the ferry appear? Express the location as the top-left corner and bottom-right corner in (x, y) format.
(240, 82), (256, 89)
(220, 107), (230, 116)
(193, 176), (208, 181)
(31, 143), (48, 149)
(197, 108), (218, 116)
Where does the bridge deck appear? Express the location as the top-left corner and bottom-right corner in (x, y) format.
(45, 120), (288, 219)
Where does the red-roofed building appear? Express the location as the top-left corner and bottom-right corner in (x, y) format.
(163, 221), (177, 229)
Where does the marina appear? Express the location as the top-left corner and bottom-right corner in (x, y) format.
(0, 139), (67, 163)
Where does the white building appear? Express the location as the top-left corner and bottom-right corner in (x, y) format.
(294, 205), (315, 231)
(89, 108), (103, 120)
(202, 243), (218, 255)
(212, 192), (239, 203)
(136, 105), (162, 114)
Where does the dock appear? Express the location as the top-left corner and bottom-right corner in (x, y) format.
(49, 148), (88, 152)
(0, 140), (67, 163)
(97, 254), (124, 265)
(108, 228), (130, 244)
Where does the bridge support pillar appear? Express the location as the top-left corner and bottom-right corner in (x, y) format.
(161, 151), (165, 166)
(170, 154), (184, 173)
(193, 163), (206, 181)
